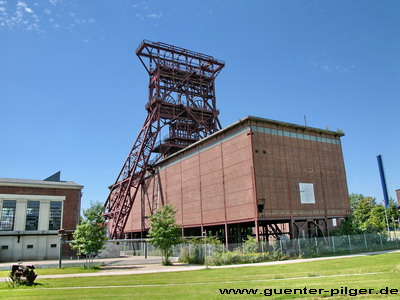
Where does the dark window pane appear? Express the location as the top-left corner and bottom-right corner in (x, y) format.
(25, 201), (40, 231)
(0, 200), (17, 231)
(49, 202), (62, 230)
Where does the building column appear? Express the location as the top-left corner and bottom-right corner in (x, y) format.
(224, 223), (229, 249)
(255, 220), (259, 242)
(39, 201), (50, 231)
(15, 200), (27, 231)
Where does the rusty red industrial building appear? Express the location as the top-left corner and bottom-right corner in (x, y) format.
(124, 116), (350, 243)
(105, 40), (350, 242)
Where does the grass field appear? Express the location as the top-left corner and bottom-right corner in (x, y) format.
(0, 252), (399, 299)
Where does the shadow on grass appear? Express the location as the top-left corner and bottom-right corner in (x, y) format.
(29, 282), (44, 287)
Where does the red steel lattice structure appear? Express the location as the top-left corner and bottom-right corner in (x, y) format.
(104, 40), (225, 239)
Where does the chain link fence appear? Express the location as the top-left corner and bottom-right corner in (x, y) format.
(117, 233), (399, 264)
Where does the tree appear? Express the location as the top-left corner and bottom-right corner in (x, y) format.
(71, 201), (108, 268)
(364, 206), (386, 232)
(332, 214), (361, 235)
(349, 193), (365, 211)
(387, 198), (400, 223)
(335, 194), (397, 235)
(148, 204), (182, 265)
(353, 196), (377, 232)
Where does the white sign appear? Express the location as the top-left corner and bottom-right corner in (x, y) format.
(299, 183), (315, 204)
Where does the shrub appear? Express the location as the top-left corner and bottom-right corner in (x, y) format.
(243, 235), (258, 254)
(179, 236), (224, 264)
(206, 250), (270, 266)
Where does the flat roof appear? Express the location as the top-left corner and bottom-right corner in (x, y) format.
(155, 115), (344, 167)
(248, 116), (345, 137)
(0, 177), (83, 190)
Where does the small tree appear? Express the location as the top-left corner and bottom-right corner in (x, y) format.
(72, 201), (108, 268)
(148, 205), (182, 265)
(335, 194), (400, 235)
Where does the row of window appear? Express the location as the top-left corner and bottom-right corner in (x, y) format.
(0, 200), (62, 231)
(0, 244), (57, 250)
(251, 126), (341, 145)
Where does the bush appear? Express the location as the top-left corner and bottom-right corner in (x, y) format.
(179, 236), (224, 264)
(179, 244), (205, 264)
(243, 236), (258, 254)
(207, 250), (270, 266)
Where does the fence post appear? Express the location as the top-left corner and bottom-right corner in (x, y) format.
(363, 234), (368, 251)
(261, 241), (264, 253)
(379, 234), (384, 250)
(297, 238), (301, 256)
(348, 235), (352, 253)
(144, 240), (147, 259)
(315, 237), (319, 256)
(331, 236), (336, 254)
(394, 220), (399, 247)
(279, 239), (283, 256)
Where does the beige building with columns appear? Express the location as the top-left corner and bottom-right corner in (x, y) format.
(0, 174), (82, 262)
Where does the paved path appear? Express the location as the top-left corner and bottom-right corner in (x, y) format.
(0, 255), (177, 271)
(1, 249), (398, 282)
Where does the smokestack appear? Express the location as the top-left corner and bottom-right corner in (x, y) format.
(377, 155), (389, 208)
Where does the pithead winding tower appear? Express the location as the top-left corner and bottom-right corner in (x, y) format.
(104, 40), (225, 239)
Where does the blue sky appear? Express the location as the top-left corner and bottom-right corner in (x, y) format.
(1, 0), (399, 211)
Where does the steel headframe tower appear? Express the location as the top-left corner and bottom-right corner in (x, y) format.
(104, 40), (225, 239)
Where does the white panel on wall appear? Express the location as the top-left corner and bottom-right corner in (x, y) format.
(299, 183), (315, 204)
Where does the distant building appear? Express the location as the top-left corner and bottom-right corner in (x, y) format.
(125, 116), (350, 243)
(396, 189), (400, 206)
(0, 172), (83, 262)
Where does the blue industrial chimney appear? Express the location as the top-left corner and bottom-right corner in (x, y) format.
(377, 155), (389, 209)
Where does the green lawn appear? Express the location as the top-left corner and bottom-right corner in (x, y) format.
(1, 252), (399, 299)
